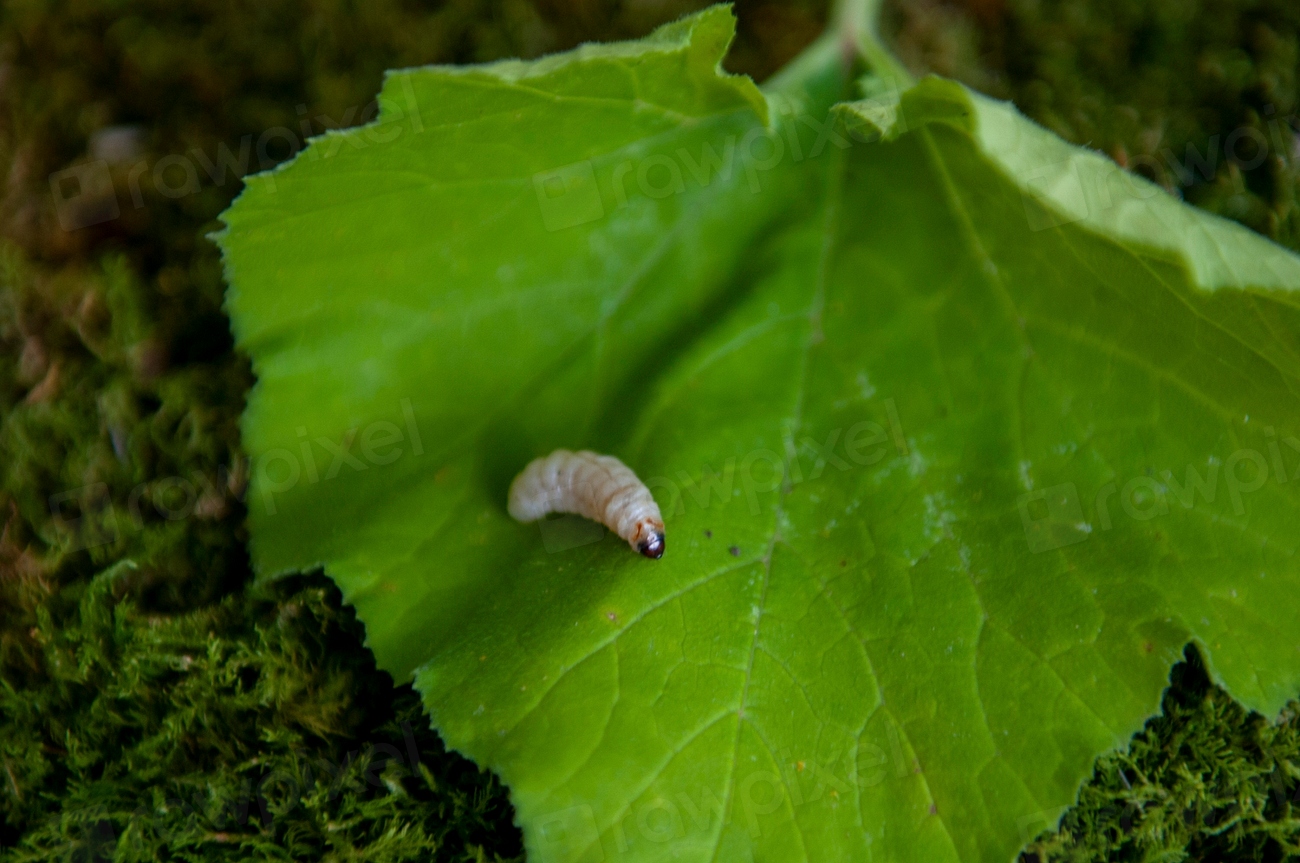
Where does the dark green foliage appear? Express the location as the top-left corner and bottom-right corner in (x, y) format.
(0, 2), (828, 858)
(1, 567), (520, 861)
(2, 0), (1299, 860)
(884, 5), (1300, 854)
(885, 0), (1300, 252)
(1021, 648), (1300, 863)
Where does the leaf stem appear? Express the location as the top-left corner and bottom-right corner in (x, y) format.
(832, 0), (915, 89)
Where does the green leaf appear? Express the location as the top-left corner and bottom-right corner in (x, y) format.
(217, 7), (1300, 862)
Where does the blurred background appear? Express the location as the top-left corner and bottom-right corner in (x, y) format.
(0, 1), (1297, 861)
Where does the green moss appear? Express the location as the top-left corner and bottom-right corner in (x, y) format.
(2, 0), (1298, 860)
(1, 567), (520, 861)
(0, 244), (250, 608)
(1022, 648), (1300, 863)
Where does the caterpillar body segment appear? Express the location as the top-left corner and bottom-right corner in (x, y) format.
(508, 449), (665, 558)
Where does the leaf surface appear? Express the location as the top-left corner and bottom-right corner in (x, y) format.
(218, 9), (1300, 862)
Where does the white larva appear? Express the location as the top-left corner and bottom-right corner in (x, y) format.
(508, 449), (665, 559)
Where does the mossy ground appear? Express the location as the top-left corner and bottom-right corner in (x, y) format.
(0, 1), (1297, 861)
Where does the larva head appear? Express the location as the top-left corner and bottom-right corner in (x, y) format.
(637, 532), (665, 559)
(632, 520), (665, 559)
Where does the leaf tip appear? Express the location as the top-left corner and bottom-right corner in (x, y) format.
(653, 3), (769, 125)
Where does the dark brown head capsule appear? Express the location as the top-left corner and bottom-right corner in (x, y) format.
(637, 532), (665, 559)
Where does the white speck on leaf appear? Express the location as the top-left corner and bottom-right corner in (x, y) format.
(856, 371), (876, 399)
